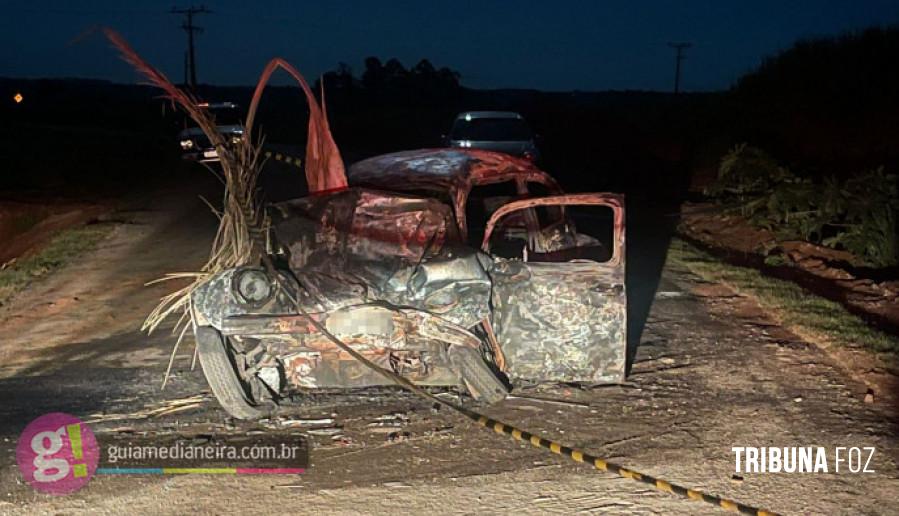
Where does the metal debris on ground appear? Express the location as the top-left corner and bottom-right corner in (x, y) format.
(305, 427), (343, 436)
(331, 434), (353, 445)
(367, 412), (411, 429)
(275, 417), (336, 427)
(507, 394), (591, 408)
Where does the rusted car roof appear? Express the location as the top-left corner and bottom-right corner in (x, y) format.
(347, 148), (558, 195)
(348, 149), (562, 240)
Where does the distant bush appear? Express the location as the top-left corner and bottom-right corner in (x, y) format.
(706, 144), (899, 267)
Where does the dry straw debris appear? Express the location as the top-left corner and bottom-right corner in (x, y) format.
(102, 29), (347, 383)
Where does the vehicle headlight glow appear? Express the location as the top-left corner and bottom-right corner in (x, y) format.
(230, 135), (244, 145)
(234, 269), (272, 305)
(180, 139), (195, 150)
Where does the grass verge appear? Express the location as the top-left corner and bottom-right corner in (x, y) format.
(0, 224), (114, 306)
(667, 238), (899, 355)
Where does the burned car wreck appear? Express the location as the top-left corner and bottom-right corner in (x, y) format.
(191, 149), (626, 419)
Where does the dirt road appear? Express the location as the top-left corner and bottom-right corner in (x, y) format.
(0, 180), (897, 515)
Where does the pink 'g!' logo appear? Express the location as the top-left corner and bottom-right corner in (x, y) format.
(16, 413), (98, 494)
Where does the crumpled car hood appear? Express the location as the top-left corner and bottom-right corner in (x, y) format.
(269, 188), (493, 329)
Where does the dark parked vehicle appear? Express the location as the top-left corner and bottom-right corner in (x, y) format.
(177, 102), (244, 162)
(443, 111), (541, 162)
(191, 149), (625, 419)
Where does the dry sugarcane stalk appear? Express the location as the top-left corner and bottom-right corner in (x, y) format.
(84, 395), (209, 423)
(105, 29), (269, 335)
(103, 28), (347, 388)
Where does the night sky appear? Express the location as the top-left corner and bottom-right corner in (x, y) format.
(3, 0), (898, 92)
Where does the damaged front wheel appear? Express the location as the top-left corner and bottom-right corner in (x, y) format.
(195, 326), (267, 420)
(448, 346), (509, 405)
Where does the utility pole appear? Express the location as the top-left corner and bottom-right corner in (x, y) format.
(171, 5), (212, 88)
(667, 42), (692, 94)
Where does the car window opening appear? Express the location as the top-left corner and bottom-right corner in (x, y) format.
(489, 204), (615, 263)
(466, 181), (522, 247)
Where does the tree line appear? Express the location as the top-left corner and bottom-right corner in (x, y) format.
(317, 57), (463, 105)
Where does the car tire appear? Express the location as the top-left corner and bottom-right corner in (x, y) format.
(196, 326), (266, 420)
(449, 346), (509, 405)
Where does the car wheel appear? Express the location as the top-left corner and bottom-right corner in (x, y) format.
(448, 346), (509, 405)
(195, 326), (267, 420)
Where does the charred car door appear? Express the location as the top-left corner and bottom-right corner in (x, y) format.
(482, 194), (626, 384)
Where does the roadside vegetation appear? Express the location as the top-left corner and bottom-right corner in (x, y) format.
(704, 144), (898, 267)
(0, 224), (113, 307)
(668, 238), (899, 355)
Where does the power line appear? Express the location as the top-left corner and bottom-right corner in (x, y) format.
(170, 5), (212, 88)
(667, 42), (692, 94)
